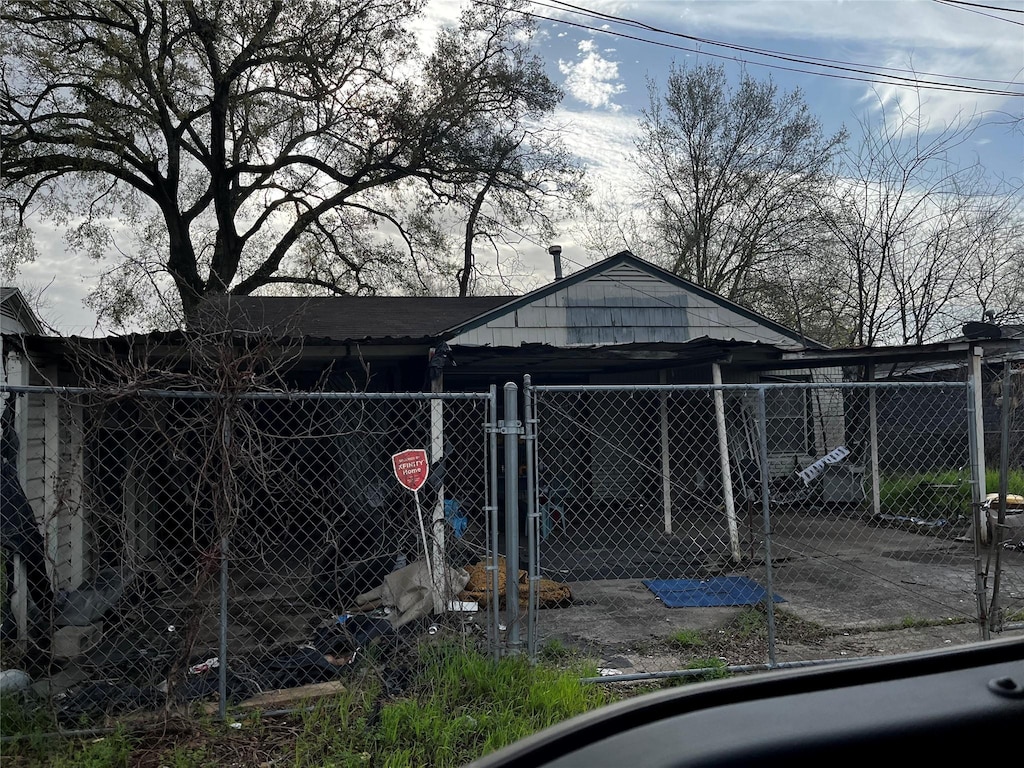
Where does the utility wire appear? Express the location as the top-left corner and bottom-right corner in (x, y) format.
(546, 0), (1024, 84)
(935, 0), (1024, 13)
(935, 0), (1024, 25)
(483, 1), (1024, 98)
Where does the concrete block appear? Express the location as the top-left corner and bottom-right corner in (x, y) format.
(52, 623), (102, 659)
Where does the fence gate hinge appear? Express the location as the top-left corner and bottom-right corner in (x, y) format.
(497, 419), (523, 435)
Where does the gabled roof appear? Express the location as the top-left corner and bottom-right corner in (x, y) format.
(191, 252), (822, 351)
(0, 287), (45, 335)
(193, 295), (512, 342)
(442, 251), (827, 350)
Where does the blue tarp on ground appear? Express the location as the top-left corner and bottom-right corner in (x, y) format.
(642, 576), (785, 608)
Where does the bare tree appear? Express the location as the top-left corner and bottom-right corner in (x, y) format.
(1, 0), (567, 324)
(822, 94), (1024, 346)
(632, 62), (846, 301)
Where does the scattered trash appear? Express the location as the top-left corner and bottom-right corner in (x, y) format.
(355, 560), (470, 627)
(188, 657), (219, 675)
(55, 568), (133, 627)
(873, 513), (948, 529)
(444, 499), (468, 538)
(427, 624), (439, 635)
(229, 722), (242, 729)
(597, 668), (623, 676)
(0, 669), (32, 695)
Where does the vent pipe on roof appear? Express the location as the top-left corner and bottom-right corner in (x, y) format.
(548, 244), (563, 280)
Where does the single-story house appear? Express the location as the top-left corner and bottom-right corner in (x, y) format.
(2, 253), (1020, 602)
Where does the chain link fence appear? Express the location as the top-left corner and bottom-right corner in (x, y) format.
(524, 381), (1024, 678)
(3, 376), (1021, 713)
(1, 386), (500, 721)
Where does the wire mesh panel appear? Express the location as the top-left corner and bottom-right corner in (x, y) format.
(525, 381), (1019, 677)
(759, 383), (988, 664)
(0, 386), (497, 722)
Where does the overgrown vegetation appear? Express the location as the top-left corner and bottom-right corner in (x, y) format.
(877, 469), (1024, 518)
(0, 644), (618, 768)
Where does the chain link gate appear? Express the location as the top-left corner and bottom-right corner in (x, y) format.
(524, 380), (1021, 679)
(1, 385), (500, 721)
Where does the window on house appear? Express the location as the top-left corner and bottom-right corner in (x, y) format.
(764, 381), (810, 454)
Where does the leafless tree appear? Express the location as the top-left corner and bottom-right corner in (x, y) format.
(822, 94), (1024, 346)
(632, 62), (846, 301)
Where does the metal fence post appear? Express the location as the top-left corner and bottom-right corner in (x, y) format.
(755, 386), (778, 668)
(218, 408), (230, 721)
(966, 348), (990, 640)
(487, 385), (501, 661)
(503, 382), (521, 654)
(523, 375), (538, 660)
(988, 361), (1012, 633)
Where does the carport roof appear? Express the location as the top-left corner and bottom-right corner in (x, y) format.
(193, 294), (513, 342)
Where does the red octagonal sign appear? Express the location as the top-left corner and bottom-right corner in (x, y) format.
(392, 449), (429, 492)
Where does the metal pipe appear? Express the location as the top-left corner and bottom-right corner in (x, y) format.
(523, 382), (968, 393)
(756, 387), (778, 668)
(488, 385), (501, 661)
(218, 534), (229, 721)
(988, 361), (1012, 632)
(658, 371), (673, 535)
(523, 375), (539, 660)
(503, 382), (521, 654)
(966, 348), (990, 640)
(580, 656), (864, 684)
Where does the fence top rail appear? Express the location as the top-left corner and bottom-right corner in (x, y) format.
(0, 384), (493, 401)
(527, 381), (970, 393)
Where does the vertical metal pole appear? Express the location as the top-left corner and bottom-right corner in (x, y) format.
(713, 364), (740, 561)
(988, 361), (1012, 633)
(658, 371), (673, 535)
(523, 375), (538, 661)
(755, 387), (778, 668)
(218, 411), (230, 721)
(866, 370), (881, 518)
(966, 348), (990, 640)
(429, 397), (446, 614)
(218, 533), (229, 720)
(488, 386), (501, 661)
(503, 382), (521, 654)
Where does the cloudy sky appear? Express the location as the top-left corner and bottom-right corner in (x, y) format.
(11, 0), (1024, 334)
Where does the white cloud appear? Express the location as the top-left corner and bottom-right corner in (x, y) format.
(558, 40), (627, 110)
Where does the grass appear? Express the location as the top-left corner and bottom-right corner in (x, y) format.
(0, 643), (621, 768)
(667, 629), (705, 650)
(878, 469), (1024, 519)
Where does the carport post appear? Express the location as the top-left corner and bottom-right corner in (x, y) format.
(867, 366), (881, 518)
(659, 371), (673, 535)
(713, 364), (741, 563)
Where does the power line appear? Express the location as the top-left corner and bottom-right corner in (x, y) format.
(485, 1), (1024, 98)
(545, 0), (1024, 84)
(935, 0), (1024, 13)
(934, 0), (1024, 25)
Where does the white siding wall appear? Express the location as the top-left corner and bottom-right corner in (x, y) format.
(451, 263), (805, 350)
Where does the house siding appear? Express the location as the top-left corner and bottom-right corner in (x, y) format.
(451, 262), (807, 349)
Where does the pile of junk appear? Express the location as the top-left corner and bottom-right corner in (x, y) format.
(2, 542), (572, 723)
